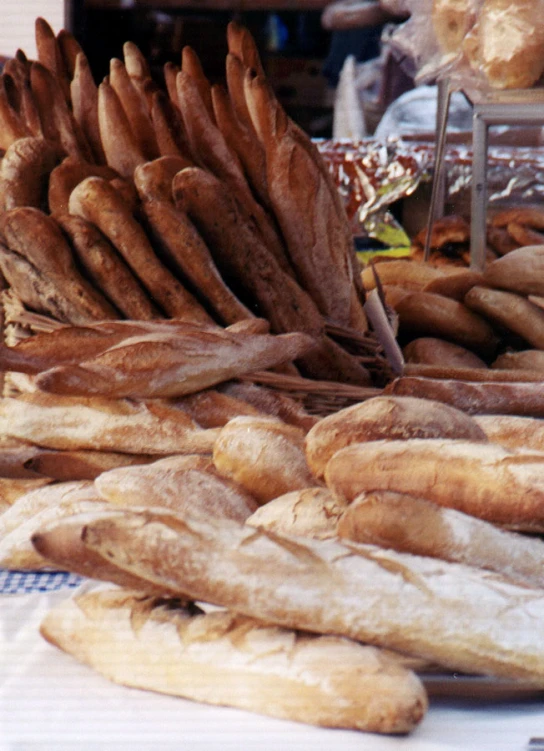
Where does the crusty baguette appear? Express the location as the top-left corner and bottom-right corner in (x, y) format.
(68, 176), (214, 322)
(31, 508), (181, 593)
(40, 588), (427, 734)
(483, 245), (544, 297)
(220, 381), (319, 432)
(150, 90), (195, 161)
(56, 213), (161, 320)
(0, 241), (93, 324)
(246, 486), (345, 538)
(133, 155), (190, 203)
(0, 136), (59, 212)
(174, 388), (261, 427)
(109, 57), (159, 161)
(0, 477), (52, 508)
(176, 70), (292, 276)
(34, 325), (316, 399)
(80, 507), (544, 683)
(403, 337), (487, 368)
(25, 448), (156, 482)
(384, 376), (544, 417)
(305, 395), (487, 479)
(47, 156), (118, 216)
(35, 17), (71, 103)
(422, 268), (485, 301)
(30, 61), (91, 161)
(492, 349), (544, 372)
(464, 285), (544, 350)
(337, 490), (544, 589)
(474, 414), (544, 453)
(97, 79), (147, 178)
(227, 20), (266, 76)
(0, 75), (30, 150)
(172, 166), (371, 385)
(95, 454), (258, 521)
(326, 438), (544, 531)
(213, 415), (316, 504)
(181, 45), (215, 121)
(0, 208), (118, 323)
(70, 51), (105, 164)
(141, 198), (253, 325)
(361, 260), (447, 292)
(393, 290), (499, 356)
(57, 28), (85, 79)
(0, 392), (220, 455)
(244, 72), (366, 331)
(0, 480), (98, 542)
(403, 363), (543, 383)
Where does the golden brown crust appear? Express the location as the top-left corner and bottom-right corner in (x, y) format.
(305, 395), (487, 479)
(70, 52), (106, 164)
(97, 80), (147, 178)
(48, 156), (118, 215)
(483, 246), (544, 297)
(0, 136), (59, 212)
(403, 337), (488, 368)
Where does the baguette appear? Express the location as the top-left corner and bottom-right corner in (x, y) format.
(0, 75), (30, 150)
(141, 199), (253, 324)
(492, 349), (544, 372)
(393, 291), (499, 356)
(0, 392), (220, 455)
(483, 246), (544, 297)
(325, 438), (544, 531)
(403, 363), (543, 383)
(0, 477), (51, 509)
(174, 387), (262, 427)
(133, 155), (190, 203)
(80, 507), (544, 683)
(337, 490), (544, 589)
(474, 414), (544, 453)
(181, 46), (215, 121)
(220, 381), (319, 432)
(97, 79), (146, 178)
(422, 268), (485, 301)
(48, 156), (118, 216)
(25, 448), (156, 482)
(403, 338), (487, 369)
(35, 17), (71, 103)
(57, 28), (85, 79)
(68, 176), (214, 322)
(0, 209), (118, 324)
(31, 508), (182, 593)
(0, 136), (59, 212)
(109, 57), (159, 161)
(40, 588), (427, 734)
(172, 166), (371, 385)
(95, 454), (258, 522)
(384, 376), (544, 417)
(244, 72), (366, 331)
(246, 487), (345, 538)
(464, 285), (544, 350)
(150, 90), (195, 161)
(34, 326), (316, 399)
(213, 415), (316, 504)
(305, 395), (487, 479)
(70, 52), (105, 164)
(361, 260), (447, 292)
(56, 213), (161, 320)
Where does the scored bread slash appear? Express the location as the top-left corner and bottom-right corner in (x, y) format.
(39, 588), (427, 734)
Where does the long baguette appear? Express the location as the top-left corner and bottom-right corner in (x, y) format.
(40, 588), (427, 734)
(68, 176), (214, 323)
(79, 507), (544, 683)
(0, 392), (220, 455)
(70, 51), (105, 164)
(325, 438), (544, 531)
(474, 414), (544, 453)
(384, 376), (544, 417)
(304, 395), (487, 479)
(337, 490), (544, 589)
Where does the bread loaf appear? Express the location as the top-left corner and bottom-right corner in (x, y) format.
(474, 414), (544, 453)
(70, 51), (105, 164)
(40, 588), (427, 734)
(79, 507), (544, 683)
(385, 376), (544, 417)
(483, 246), (544, 297)
(95, 454), (258, 522)
(403, 338), (487, 369)
(246, 487), (345, 538)
(0, 136), (58, 212)
(464, 285), (544, 350)
(213, 415), (316, 504)
(305, 395), (487, 479)
(326, 438), (544, 531)
(0, 392), (220, 455)
(492, 350), (544, 372)
(337, 489), (544, 589)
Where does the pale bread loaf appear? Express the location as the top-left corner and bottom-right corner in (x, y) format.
(40, 588), (427, 733)
(245, 487), (346, 538)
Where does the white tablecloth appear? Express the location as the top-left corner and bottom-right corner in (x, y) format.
(2, 581), (544, 751)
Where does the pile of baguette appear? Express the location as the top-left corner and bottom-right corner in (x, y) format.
(3, 384), (544, 734)
(0, 17), (380, 390)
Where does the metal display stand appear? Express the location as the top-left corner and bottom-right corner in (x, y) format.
(425, 83), (544, 270)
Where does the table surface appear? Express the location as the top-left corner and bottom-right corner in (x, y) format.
(2, 576), (544, 751)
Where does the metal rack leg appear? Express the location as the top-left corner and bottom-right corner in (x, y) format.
(424, 79), (451, 262)
(470, 109), (489, 271)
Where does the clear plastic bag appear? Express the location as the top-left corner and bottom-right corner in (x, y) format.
(390, 0), (544, 91)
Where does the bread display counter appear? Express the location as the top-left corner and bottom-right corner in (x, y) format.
(1, 14), (544, 749)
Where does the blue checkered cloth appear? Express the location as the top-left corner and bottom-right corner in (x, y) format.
(0, 568), (82, 594)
